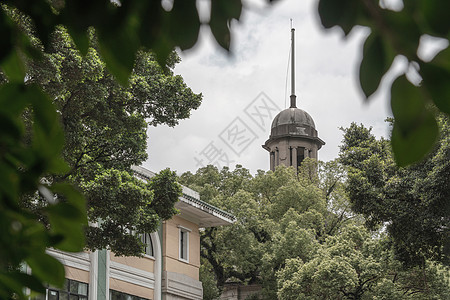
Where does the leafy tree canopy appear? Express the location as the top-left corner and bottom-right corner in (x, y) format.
(278, 224), (450, 300)
(181, 163), (327, 298)
(1, 0), (450, 297)
(26, 25), (201, 254)
(1, 7), (201, 298)
(181, 163), (450, 300)
(339, 116), (450, 266)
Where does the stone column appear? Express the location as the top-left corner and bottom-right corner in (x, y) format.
(286, 146), (291, 167)
(292, 147), (297, 171)
(275, 148), (279, 169)
(270, 152), (275, 171)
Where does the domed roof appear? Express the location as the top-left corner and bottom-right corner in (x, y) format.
(268, 107), (320, 140)
(271, 107), (316, 129)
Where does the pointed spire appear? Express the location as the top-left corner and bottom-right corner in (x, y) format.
(290, 24), (297, 108)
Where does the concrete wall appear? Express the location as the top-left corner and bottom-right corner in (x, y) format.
(64, 265), (89, 283)
(110, 253), (155, 274)
(162, 271), (202, 300)
(49, 209), (204, 300)
(109, 252), (156, 299)
(109, 277), (154, 299)
(163, 216), (200, 280)
(162, 216), (202, 300)
(266, 138), (320, 171)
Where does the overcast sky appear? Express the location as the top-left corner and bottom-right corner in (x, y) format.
(143, 0), (395, 175)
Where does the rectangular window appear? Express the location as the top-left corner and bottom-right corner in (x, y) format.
(297, 147), (305, 169)
(289, 147), (293, 166)
(110, 289), (150, 300)
(179, 227), (190, 262)
(140, 233), (154, 257)
(33, 279), (88, 300)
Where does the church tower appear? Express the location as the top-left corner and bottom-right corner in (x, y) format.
(263, 27), (325, 171)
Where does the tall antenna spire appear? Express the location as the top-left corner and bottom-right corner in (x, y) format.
(290, 21), (297, 108)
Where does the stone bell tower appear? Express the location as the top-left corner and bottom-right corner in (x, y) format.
(262, 27), (325, 171)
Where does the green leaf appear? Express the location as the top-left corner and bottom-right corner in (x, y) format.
(219, 0), (242, 20)
(66, 27), (90, 56)
(47, 202), (86, 252)
(359, 33), (393, 98)
(391, 113), (438, 166)
(29, 85), (65, 160)
(391, 75), (425, 130)
(29, 86), (59, 133)
(429, 45), (450, 71)
(8, 272), (46, 294)
(390, 75), (438, 166)
(136, 1), (164, 51)
(98, 35), (137, 86)
(10, 1), (57, 50)
(419, 0), (450, 37)
(318, 0), (360, 35)
(47, 202), (85, 222)
(0, 10), (13, 64)
(421, 63), (450, 114)
(318, 0), (346, 29)
(97, 3), (141, 86)
(26, 253), (65, 287)
(61, 0), (110, 30)
(168, 0), (200, 51)
(0, 273), (25, 298)
(210, 0), (242, 51)
(0, 162), (19, 201)
(51, 183), (87, 213)
(46, 157), (70, 174)
(383, 10), (422, 58)
(0, 112), (23, 144)
(1, 51), (26, 83)
(0, 83), (30, 115)
(47, 183), (87, 252)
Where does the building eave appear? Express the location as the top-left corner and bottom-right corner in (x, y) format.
(263, 134), (326, 150)
(131, 166), (236, 228)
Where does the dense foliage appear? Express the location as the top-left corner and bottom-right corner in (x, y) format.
(1, 0), (450, 297)
(278, 225), (450, 300)
(1, 6), (201, 298)
(180, 163), (450, 299)
(339, 117), (450, 266)
(181, 163), (329, 298)
(24, 27), (200, 256)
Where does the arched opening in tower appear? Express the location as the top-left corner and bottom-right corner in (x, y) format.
(297, 147), (305, 169)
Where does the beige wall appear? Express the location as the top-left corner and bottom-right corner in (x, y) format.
(163, 216), (200, 280)
(64, 265), (89, 283)
(109, 278), (154, 299)
(164, 257), (199, 280)
(110, 252), (155, 273)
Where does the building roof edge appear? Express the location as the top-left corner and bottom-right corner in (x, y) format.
(131, 165), (236, 225)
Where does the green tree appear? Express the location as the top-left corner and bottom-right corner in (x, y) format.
(1, 4), (204, 297)
(182, 162), (450, 299)
(181, 165), (260, 291)
(2, 0), (450, 297)
(180, 162), (353, 299)
(339, 118), (450, 266)
(199, 259), (221, 300)
(277, 224), (450, 300)
(23, 27), (200, 256)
